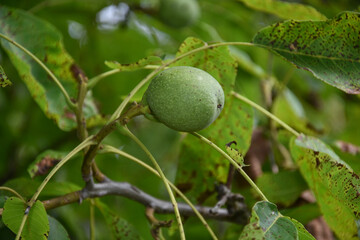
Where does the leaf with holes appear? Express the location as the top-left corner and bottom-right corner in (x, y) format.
(2, 197), (49, 240)
(95, 200), (142, 240)
(254, 12), (360, 94)
(0, 6), (102, 131)
(0, 65), (11, 87)
(290, 135), (360, 239)
(105, 56), (163, 71)
(238, 0), (326, 21)
(174, 37), (253, 201)
(239, 201), (315, 240)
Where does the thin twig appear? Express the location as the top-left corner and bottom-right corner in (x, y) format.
(191, 132), (269, 202)
(231, 91), (300, 137)
(38, 181), (246, 225)
(15, 211), (29, 240)
(102, 145), (220, 239)
(87, 65), (164, 89)
(75, 72), (89, 142)
(80, 180), (247, 224)
(81, 103), (146, 183)
(16, 137), (95, 240)
(0, 187), (26, 203)
(122, 126), (186, 240)
(231, 92), (300, 137)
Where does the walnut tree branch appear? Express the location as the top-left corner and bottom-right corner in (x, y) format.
(81, 103), (146, 183)
(40, 179), (249, 224)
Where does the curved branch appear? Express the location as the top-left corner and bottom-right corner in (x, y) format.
(41, 179), (249, 224)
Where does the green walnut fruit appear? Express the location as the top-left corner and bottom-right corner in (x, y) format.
(142, 66), (224, 132)
(159, 0), (200, 28)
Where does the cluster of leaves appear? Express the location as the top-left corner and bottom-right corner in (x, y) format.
(1, 0), (360, 239)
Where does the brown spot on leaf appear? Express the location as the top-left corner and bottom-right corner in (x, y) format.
(226, 141), (237, 147)
(64, 110), (76, 119)
(34, 156), (60, 177)
(196, 189), (214, 204)
(176, 182), (193, 194)
(315, 157), (321, 169)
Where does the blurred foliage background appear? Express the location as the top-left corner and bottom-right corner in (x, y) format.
(1, 0), (360, 239)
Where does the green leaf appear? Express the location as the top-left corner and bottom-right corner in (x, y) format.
(27, 150), (67, 178)
(281, 203), (321, 225)
(231, 47), (266, 78)
(256, 170), (308, 207)
(105, 56), (163, 71)
(48, 215), (70, 240)
(173, 38), (253, 201)
(95, 200), (142, 240)
(2, 197), (49, 240)
(0, 6), (101, 131)
(290, 135), (360, 239)
(239, 0), (326, 21)
(253, 12), (360, 94)
(4, 177), (81, 198)
(239, 201), (315, 239)
(173, 37), (236, 94)
(290, 217), (316, 240)
(272, 88), (323, 135)
(0, 65), (11, 87)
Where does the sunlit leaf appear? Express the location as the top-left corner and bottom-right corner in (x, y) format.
(0, 65), (11, 87)
(256, 170), (308, 207)
(48, 215), (70, 240)
(253, 12), (360, 94)
(95, 200), (142, 240)
(0, 6), (102, 130)
(239, 0), (326, 21)
(2, 197), (49, 240)
(290, 135), (360, 239)
(239, 201), (315, 239)
(173, 37), (253, 201)
(105, 56), (163, 71)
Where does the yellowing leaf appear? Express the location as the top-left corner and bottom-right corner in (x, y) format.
(239, 0), (326, 21)
(291, 135), (360, 239)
